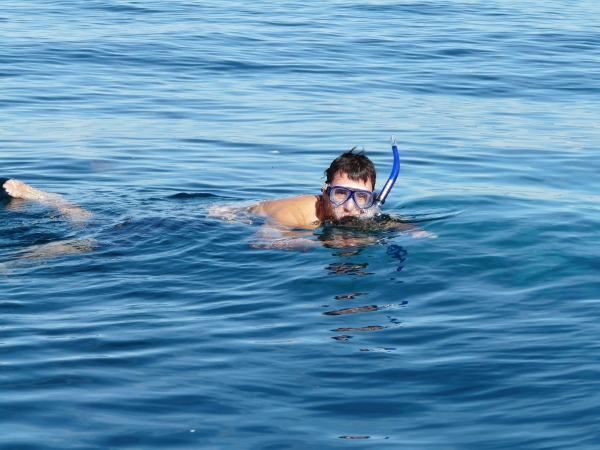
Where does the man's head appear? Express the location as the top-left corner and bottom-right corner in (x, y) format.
(322, 149), (377, 221)
(324, 148), (376, 190)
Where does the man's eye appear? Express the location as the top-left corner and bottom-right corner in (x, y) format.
(356, 193), (369, 201)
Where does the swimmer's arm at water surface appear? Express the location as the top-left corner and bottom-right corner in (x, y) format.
(245, 195), (431, 251)
(2, 178), (92, 224)
(246, 190), (421, 233)
(246, 195), (322, 229)
(243, 196), (321, 250)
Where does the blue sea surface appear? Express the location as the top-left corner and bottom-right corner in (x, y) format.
(2, 1), (600, 448)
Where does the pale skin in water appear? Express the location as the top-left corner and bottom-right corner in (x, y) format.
(2, 179), (91, 223)
(1, 179), (94, 264)
(2, 171), (433, 257)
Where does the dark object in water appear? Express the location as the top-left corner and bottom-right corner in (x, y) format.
(325, 262), (371, 276)
(359, 348), (396, 352)
(334, 292), (366, 300)
(331, 326), (383, 332)
(323, 305), (378, 315)
(331, 335), (353, 341)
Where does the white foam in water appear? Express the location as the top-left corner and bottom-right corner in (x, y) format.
(360, 206), (382, 219)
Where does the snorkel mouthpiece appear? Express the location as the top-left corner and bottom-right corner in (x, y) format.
(372, 135), (400, 209)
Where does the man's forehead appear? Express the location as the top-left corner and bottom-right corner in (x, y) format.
(331, 171), (373, 189)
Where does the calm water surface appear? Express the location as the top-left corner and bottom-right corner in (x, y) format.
(2, 1), (600, 448)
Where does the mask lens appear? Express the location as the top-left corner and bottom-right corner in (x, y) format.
(354, 191), (373, 208)
(331, 187), (351, 205)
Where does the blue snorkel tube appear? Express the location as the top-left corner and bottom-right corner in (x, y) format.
(372, 135), (400, 210)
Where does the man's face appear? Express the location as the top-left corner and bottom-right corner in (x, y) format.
(322, 172), (374, 221)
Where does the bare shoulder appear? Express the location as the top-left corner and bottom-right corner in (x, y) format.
(248, 195), (320, 228)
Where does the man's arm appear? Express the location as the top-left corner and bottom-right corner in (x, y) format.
(2, 179), (92, 224)
(243, 195), (323, 250)
(247, 195), (321, 229)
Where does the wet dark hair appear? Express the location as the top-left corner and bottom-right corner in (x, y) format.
(324, 148), (376, 191)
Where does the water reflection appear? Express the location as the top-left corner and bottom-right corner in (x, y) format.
(386, 244), (407, 272)
(241, 209), (429, 251)
(317, 229), (382, 249)
(334, 293), (367, 300)
(325, 262), (373, 276)
(332, 326), (384, 332)
(1, 238), (97, 271)
(323, 305), (378, 315)
(323, 241), (409, 347)
(333, 249), (362, 257)
(358, 348), (396, 353)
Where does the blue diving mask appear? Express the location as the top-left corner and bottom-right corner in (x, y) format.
(323, 184), (375, 209)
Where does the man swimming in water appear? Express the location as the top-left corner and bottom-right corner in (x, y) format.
(2, 148), (430, 254)
(240, 148), (432, 249)
(2, 150), (376, 229)
(247, 148), (378, 228)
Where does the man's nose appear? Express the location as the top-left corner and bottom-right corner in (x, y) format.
(343, 198), (357, 212)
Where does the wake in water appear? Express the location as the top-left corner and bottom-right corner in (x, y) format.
(206, 202), (447, 250)
(319, 207), (453, 238)
(324, 209), (413, 231)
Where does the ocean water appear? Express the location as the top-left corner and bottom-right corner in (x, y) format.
(2, 1), (600, 448)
